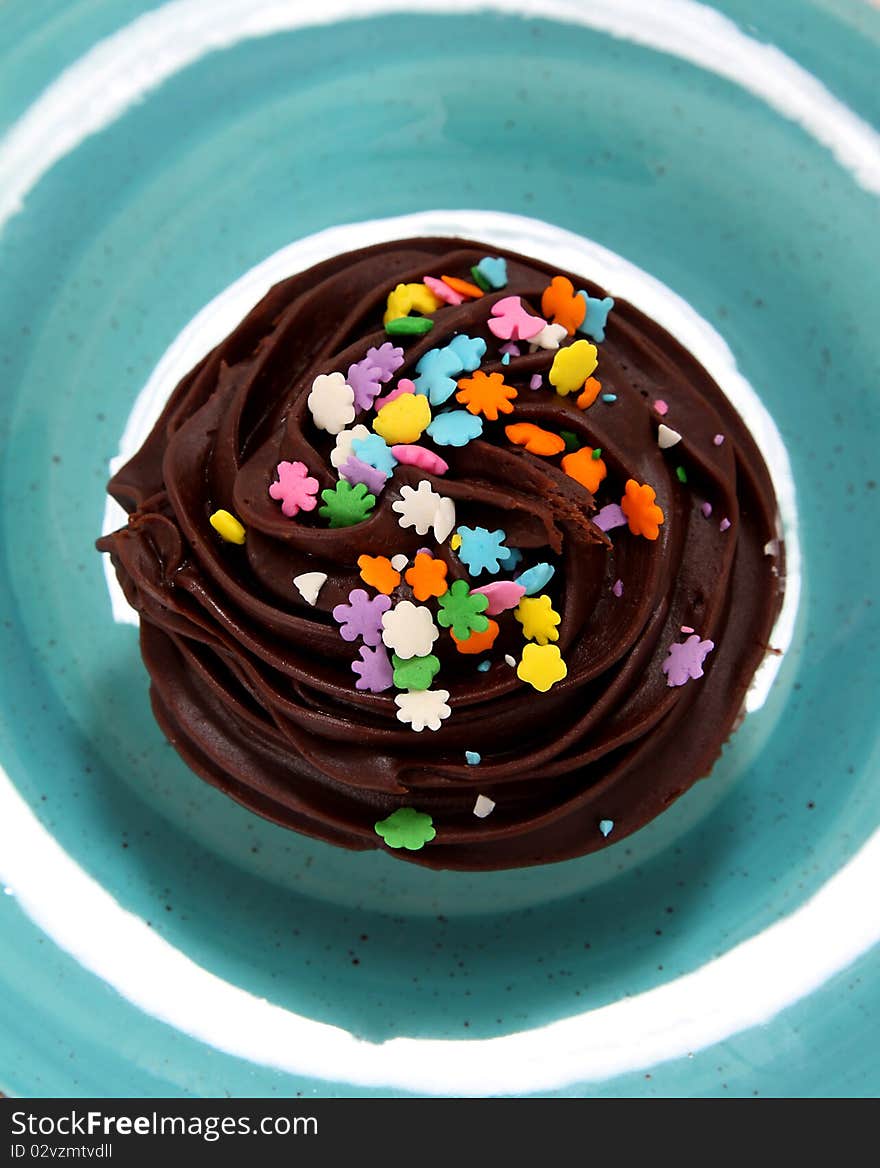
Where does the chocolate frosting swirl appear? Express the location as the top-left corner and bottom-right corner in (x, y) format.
(97, 237), (784, 869)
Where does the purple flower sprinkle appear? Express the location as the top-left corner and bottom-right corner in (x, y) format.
(346, 361), (385, 412)
(351, 643), (394, 693)
(339, 455), (387, 497)
(594, 503), (627, 532)
(612, 579), (624, 598)
(366, 341), (406, 380)
(662, 635), (715, 687)
(719, 517), (731, 533)
(700, 501), (713, 518)
(529, 374), (543, 391)
(332, 589), (392, 646)
(713, 433), (725, 446)
(346, 343), (405, 411)
(500, 342), (521, 357)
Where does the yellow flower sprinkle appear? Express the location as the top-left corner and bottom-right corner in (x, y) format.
(549, 339), (598, 396)
(514, 594), (561, 644)
(517, 643), (568, 692)
(373, 393), (431, 445)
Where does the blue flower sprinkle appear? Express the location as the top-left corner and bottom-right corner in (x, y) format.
(465, 750), (482, 766)
(475, 256), (508, 290)
(446, 334), (486, 373)
(456, 526), (509, 576)
(498, 546), (523, 571)
(351, 433), (397, 475)
(599, 819), (615, 838)
(577, 292), (615, 342)
(477, 659), (492, 672)
(413, 347), (461, 405)
(426, 410), (483, 447)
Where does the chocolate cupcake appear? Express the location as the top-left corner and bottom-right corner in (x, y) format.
(97, 236), (784, 869)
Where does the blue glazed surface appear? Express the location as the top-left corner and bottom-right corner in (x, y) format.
(0, 0), (878, 1097)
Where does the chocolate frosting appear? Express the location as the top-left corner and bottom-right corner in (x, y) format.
(97, 237), (784, 869)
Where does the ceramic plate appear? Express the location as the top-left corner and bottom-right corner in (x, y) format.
(1, 0), (878, 1097)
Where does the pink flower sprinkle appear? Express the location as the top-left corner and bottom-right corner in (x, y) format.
(374, 378), (416, 410)
(719, 517), (731, 533)
(681, 625), (695, 634)
(487, 296), (546, 341)
(713, 433), (725, 446)
(612, 579), (624, 598)
(268, 460), (319, 517)
(391, 445), (449, 475)
(700, 501), (713, 518)
(424, 275), (463, 305)
(654, 399), (669, 416)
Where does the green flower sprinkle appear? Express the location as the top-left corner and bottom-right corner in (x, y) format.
(392, 653), (440, 692)
(676, 466), (688, 484)
(318, 480), (376, 527)
(374, 807), (436, 851)
(436, 579), (490, 640)
(559, 429), (580, 453)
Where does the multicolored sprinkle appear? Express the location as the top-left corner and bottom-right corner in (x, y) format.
(233, 253), (731, 851)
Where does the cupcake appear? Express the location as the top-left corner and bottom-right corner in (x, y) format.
(97, 236), (784, 869)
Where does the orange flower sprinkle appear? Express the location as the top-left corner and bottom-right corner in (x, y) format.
(561, 447), (607, 494)
(620, 479), (665, 540)
(441, 275), (484, 299)
(540, 275), (586, 336)
(357, 554), (401, 594)
(404, 553), (449, 601)
(451, 618), (500, 654)
(504, 422), (566, 456)
(456, 370), (518, 420)
(576, 376), (602, 410)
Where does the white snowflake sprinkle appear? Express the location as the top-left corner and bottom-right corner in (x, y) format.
(394, 689), (451, 732)
(307, 371), (355, 435)
(392, 480), (443, 535)
(330, 424), (370, 468)
(381, 600), (439, 659)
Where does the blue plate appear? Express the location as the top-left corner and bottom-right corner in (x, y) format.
(1, 0), (878, 1097)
